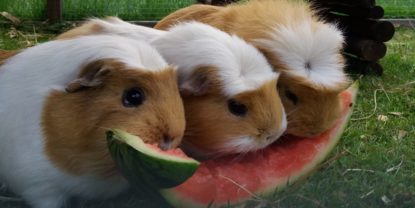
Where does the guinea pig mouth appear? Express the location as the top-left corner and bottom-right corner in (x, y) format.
(180, 135), (283, 160)
(159, 138), (174, 151)
(217, 136), (276, 154)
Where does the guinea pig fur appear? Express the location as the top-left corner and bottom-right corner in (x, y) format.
(0, 35), (185, 208)
(155, 0), (351, 137)
(0, 49), (19, 65)
(57, 18), (287, 157)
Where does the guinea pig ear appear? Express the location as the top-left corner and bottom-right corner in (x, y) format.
(179, 67), (220, 96)
(65, 59), (115, 93)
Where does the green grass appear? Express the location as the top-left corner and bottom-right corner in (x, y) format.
(378, 0), (415, 18)
(0, 0), (46, 20)
(0, 25), (414, 207)
(0, 0), (195, 21)
(0, 0), (414, 21)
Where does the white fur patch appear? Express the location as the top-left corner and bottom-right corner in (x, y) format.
(153, 21), (279, 96)
(256, 21), (347, 88)
(221, 136), (260, 153)
(70, 34), (169, 71)
(89, 18), (279, 96)
(220, 135), (273, 154)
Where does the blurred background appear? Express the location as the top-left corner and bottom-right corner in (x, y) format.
(0, 0), (414, 21)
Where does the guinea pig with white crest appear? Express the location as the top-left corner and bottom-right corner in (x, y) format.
(57, 18), (287, 158)
(0, 34), (185, 208)
(155, 0), (351, 137)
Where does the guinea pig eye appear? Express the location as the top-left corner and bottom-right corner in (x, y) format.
(228, 99), (248, 117)
(122, 87), (145, 107)
(285, 89), (298, 105)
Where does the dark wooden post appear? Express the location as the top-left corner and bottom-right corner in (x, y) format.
(47, 0), (63, 22)
(309, 0), (395, 76)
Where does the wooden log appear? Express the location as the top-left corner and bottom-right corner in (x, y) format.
(346, 58), (383, 75)
(47, 0), (63, 22)
(369, 62), (383, 76)
(325, 15), (395, 42)
(345, 38), (387, 62)
(321, 5), (384, 19)
(309, 0), (375, 8)
(347, 19), (395, 42)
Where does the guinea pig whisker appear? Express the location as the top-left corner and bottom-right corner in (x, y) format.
(231, 154), (246, 163)
(286, 108), (299, 116)
(286, 117), (302, 124)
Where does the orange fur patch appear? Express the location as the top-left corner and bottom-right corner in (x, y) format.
(42, 59), (185, 176)
(57, 20), (105, 40)
(155, 4), (223, 30)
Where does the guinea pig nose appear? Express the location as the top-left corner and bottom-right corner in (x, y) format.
(159, 134), (175, 151)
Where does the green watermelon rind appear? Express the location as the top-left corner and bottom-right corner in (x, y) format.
(109, 129), (199, 164)
(106, 129), (200, 189)
(161, 81), (359, 208)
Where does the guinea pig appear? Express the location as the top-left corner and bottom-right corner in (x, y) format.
(155, 0), (351, 137)
(0, 34), (185, 208)
(57, 18), (287, 158)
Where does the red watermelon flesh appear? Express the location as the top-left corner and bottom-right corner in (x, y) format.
(161, 82), (358, 207)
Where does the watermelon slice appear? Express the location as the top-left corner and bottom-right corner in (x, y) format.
(106, 129), (200, 189)
(161, 81), (359, 207)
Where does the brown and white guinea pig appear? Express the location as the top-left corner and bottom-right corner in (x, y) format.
(57, 18), (287, 157)
(0, 34), (185, 208)
(155, 0), (351, 137)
